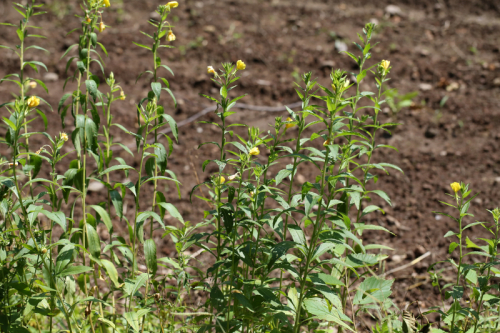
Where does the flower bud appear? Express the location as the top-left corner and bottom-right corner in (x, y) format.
(99, 22), (106, 33)
(323, 139), (331, 147)
(41, 248), (47, 254)
(28, 81), (37, 89)
(218, 176), (225, 184)
(103, 0), (111, 7)
(61, 132), (69, 142)
(236, 60), (246, 70)
(450, 182), (461, 193)
(380, 60), (390, 71)
(344, 79), (350, 88)
(249, 147), (260, 156)
(120, 91), (126, 100)
(154, 293), (161, 301)
(285, 117), (295, 129)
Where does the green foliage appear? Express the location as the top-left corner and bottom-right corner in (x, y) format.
(4, 2), (496, 333)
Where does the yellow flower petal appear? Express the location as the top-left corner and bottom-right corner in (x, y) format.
(450, 182), (461, 193)
(236, 60), (246, 70)
(249, 147), (260, 156)
(167, 1), (178, 8)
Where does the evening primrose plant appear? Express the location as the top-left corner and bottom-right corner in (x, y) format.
(424, 183), (500, 333)
(2, 2), (493, 332)
(0, 1), (187, 332)
(186, 23), (407, 333)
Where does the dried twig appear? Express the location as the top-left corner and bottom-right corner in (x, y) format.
(380, 251), (431, 277)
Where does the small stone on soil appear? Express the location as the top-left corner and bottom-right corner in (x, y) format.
(419, 83), (433, 91)
(43, 73), (59, 82)
(88, 181), (104, 192)
(385, 5), (403, 16)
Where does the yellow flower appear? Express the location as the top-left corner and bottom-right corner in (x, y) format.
(450, 182), (461, 193)
(236, 60), (246, 70)
(120, 91), (126, 100)
(28, 81), (37, 89)
(323, 139), (331, 147)
(207, 66), (216, 75)
(99, 22), (106, 32)
(285, 117), (295, 129)
(27, 96), (40, 108)
(167, 30), (176, 42)
(218, 176), (225, 184)
(61, 132), (68, 142)
(249, 147), (260, 156)
(167, 1), (178, 8)
(103, 0), (110, 7)
(380, 60), (390, 70)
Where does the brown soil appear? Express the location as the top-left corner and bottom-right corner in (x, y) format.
(1, 0), (500, 319)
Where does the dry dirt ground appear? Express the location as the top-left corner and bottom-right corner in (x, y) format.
(1, 0), (500, 314)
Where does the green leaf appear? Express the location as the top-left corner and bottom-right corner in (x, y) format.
(39, 210), (66, 232)
(220, 207), (234, 233)
(151, 82), (161, 99)
(123, 312), (140, 332)
(144, 239), (157, 275)
(58, 265), (93, 277)
(156, 202), (183, 224)
(99, 165), (135, 177)
(370, 190), (392, 206)
(210, 285), (225, 312)
(55, 244), (75, 274)
(220, 85), (227, 98)
(161, 114), (178, 142)
(101, 259), (120, 288)
(353, 276), (394, 305)
(86, 224), (101, 259)
(233, 293), (254, 312)
(86, 79), (98, 101)
(275, 168), (292, 186)
(449, 242), (459, 254)
(110, 190), (123, 219)
(90, 205), (112, 233)
(268, 241), (295, 269)
(303, 298), (354, 331)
